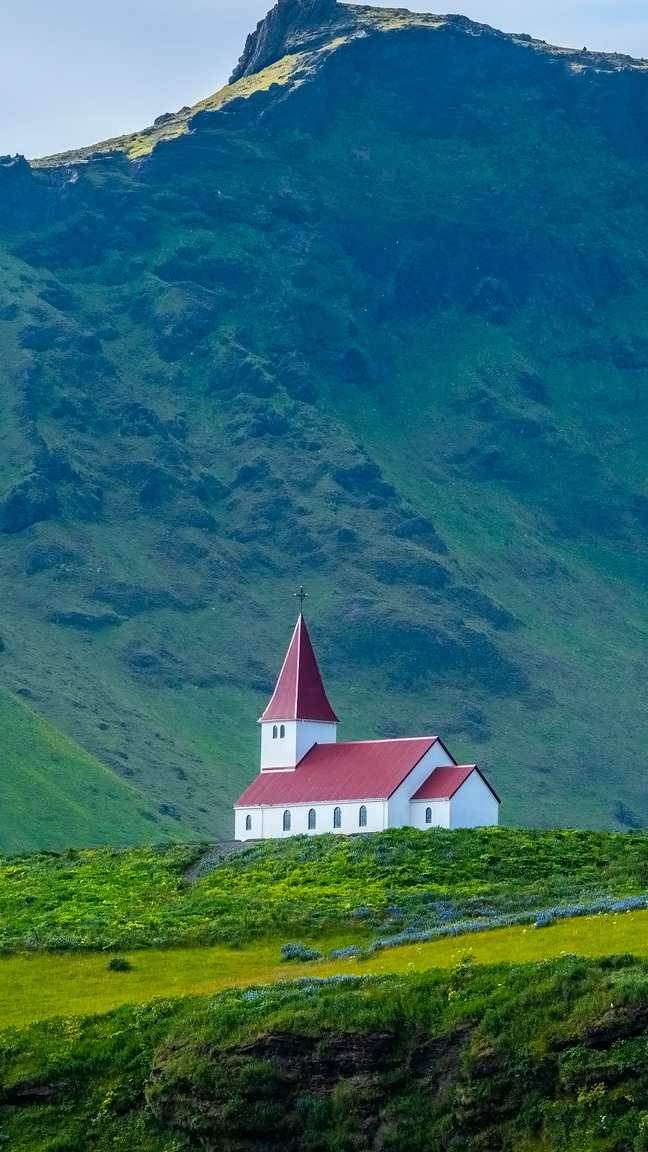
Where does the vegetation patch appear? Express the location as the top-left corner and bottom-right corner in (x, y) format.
(6, 957), (648, 1149)
(6, 906), (648, 1032)
(4, 827), (648, 954)
(107, 957), (132, 972)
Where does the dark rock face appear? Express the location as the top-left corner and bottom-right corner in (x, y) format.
(229, 0), (349, 82)
(0, 476), (58, 534)
(25, 544), (84, 575)
(0, 155), (43, 223)
(49, 611), (123, 630)
(154, 284), (221, 362)
(148, 1028), (403, 1143)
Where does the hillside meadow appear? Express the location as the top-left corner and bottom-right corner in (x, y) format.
(5, 956), (648, 1149)
(4, 826), (648, 953)
(4, 827), (648, 1147)
(0, 686), (191, 853)
(3, 907), (648, 1031)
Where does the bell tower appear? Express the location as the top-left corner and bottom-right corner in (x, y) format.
(259, 610), (338, 771)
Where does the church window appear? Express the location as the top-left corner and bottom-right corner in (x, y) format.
(308, 808), (316, 830)
(333, 806), (342, 829)
(359, 805), (367, 828)
(272, 725), (278, 739)
(425, 807), (432, 825)
(283, 810), (291, 832)
(245, 815), (252, 831)
(280, 724), (286, 738)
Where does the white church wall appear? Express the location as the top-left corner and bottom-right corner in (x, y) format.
(409, 799), (450, 829)
(387, 742), (455, 828)
(235, 799), (386, 840)
(260, 720), (337, 770)
(296, 721), (337, 763)
(449, 772), (499, 828)
(235, 807), (258, 841)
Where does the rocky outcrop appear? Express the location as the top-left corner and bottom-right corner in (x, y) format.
(229, 0), (352, 82)
(0, 154), (53, 224)
(0, 475), (58, 534)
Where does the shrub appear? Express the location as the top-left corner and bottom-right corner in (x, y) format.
(107, 957), (132, 972)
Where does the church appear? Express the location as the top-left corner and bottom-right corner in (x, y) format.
(234, 614), (500, 840)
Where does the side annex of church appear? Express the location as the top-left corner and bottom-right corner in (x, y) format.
(234, 614), (500, 841)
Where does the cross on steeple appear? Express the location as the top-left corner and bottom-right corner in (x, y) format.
(294, 586), (308, 609)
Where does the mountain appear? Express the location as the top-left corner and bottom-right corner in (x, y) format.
(1, 0), (648, 845)
(0, 685), (192, 851)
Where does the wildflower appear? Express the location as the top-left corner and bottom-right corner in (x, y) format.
(281, 942), (320, 962)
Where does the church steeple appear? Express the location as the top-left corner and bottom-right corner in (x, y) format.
(259, 614), (338, 771)
(260, 615), (339, 724)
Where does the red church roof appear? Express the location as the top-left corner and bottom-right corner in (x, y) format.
(411, 765), (500, 803)
(235, 737), (440, 806)
(260, 615), (339, 724)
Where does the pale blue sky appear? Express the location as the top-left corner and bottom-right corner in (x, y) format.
(3, 0), (647, 160)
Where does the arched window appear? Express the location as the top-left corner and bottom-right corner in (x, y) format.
(425, 807), (432, 825)
(359, 805), (367, 828)
(279, 724), (286, 738)
(308, 808), (316, 830)
(283, 810), (291, 832)
(245, 814), (252, 831)
(272, 725), (278, 739)
(333, 806), (342, 829)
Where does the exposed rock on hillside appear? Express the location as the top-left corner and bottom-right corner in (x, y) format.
(230, 0), (350, 82)
(0, 476), (58, 534)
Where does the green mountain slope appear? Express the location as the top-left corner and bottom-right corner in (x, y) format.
(1, 0), (648, 842)
(0, 686), (193, 851)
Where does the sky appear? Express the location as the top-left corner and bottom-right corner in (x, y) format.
(2, 0), (648, 160)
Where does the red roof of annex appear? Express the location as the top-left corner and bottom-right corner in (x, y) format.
(235, 737), (444, 806)
(259, 614), (339, 724)
(411, 765), (500, 803)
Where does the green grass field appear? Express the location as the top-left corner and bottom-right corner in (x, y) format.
(6, 952), (648, 1151)
(5, 827), (648, 1149)
(4, 828), (648, 953)
(2, 908), (648, 1031)
(0, 687), (192, 852)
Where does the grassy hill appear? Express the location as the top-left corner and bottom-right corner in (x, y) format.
(1, 0), (648, 844)
(3, 826), (648, 953)
(8, 957), (648, 1151)
(6, 826), (648, 1148)
(8, 959), (648, 1150)
(0, 686), (193, 851)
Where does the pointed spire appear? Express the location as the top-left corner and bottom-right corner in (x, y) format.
(260, 615), (339, 723)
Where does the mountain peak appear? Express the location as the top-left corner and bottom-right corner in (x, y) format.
(229, 0), (353, 83)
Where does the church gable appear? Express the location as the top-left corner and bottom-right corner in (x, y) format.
(411, 765), (501, 804)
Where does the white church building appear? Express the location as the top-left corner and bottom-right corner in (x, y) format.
(234, 614), (500, 840)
